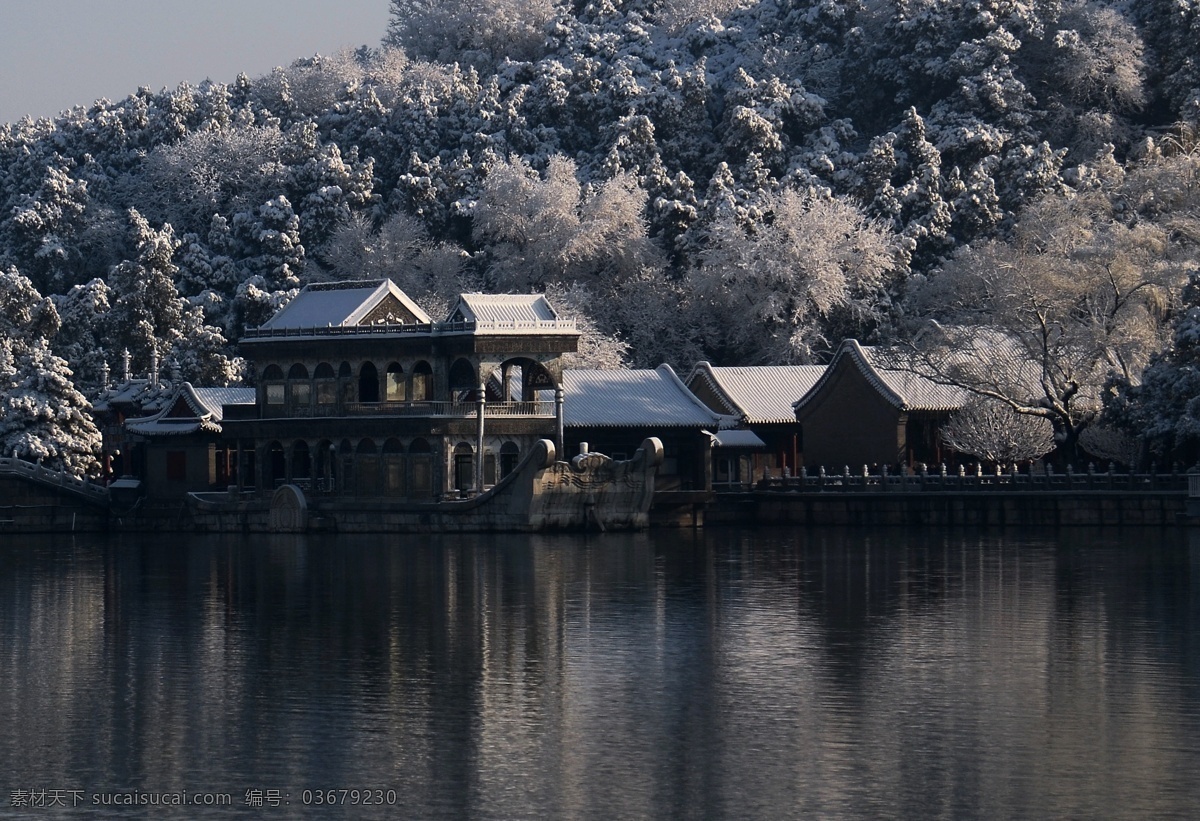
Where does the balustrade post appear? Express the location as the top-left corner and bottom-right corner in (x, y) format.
(476, 380), (486, 494)
(555, 388), (565, 458)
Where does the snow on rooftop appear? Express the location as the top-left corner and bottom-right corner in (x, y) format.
(794, 340), (970, 414)
(563, 364), (729, 428)
(451, 293), (558, 324)
(259, 280), (431, 330)
(690, 363), (826, 424)
(123, 383), (255, 437)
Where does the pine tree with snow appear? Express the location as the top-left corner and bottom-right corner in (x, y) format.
(0, 267), (100, 475)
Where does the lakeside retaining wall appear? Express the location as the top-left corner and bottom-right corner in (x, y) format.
(706, 490), (1188, 527)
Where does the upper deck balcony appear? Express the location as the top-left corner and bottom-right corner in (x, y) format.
(278, 400), (554, 419)
(241, 318), (579, 341)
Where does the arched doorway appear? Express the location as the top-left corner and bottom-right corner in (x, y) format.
(383, 438), (405, 495)
(292, 440), (311, 482)
(410, 438), (433, 497)
(356, 438), (379, 495)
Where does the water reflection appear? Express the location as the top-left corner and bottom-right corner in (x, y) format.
(0, 528), (1197, 819)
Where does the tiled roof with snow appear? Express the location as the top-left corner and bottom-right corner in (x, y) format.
(794, 339), (970, 414)
(259, 280), (431, 330)
(688, 362), (826, 424)
(563, 364), (730, 428)
(712, 429), (767, 448)
(446, 293), (578, 335)
(124, 383), (254, 436)
(192, 387), (256, 421)
(450, 293), (555, 322)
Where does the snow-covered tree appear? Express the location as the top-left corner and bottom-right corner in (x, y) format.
(691, 187), (896, 363)
(106, 210), (187, 373)
(167, 305), (245, 386)
(473, 155), (659, 291)
(543, 281), (630, 370)
(232, 195), (306, 290)
(904, 161), (1200, 452)
(940, 397), (1055, 467)
(386, 0), (562, 69)
(1106, 271), (1200, 464)
(50, 278), (112, 392)
(136, 124), (285, 233)
(320, 211), (465, 301)
(0, 267), (100, 475)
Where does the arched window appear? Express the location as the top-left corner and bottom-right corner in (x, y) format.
(500, 442), (520, 479)
(339, 439), (354, 495)
(266, 441), (285, 487)
(292, 440), (311, 480)
(412, 361), (433, 402)
(358, 362), (379, 403)
(314, 363), (336, 408)
(453, 442), (474, 492)
(385, 363), (405, 402)
(288, 364), (311, 409)
(262, 365), (285, 409)
(449, 359), (477, 402)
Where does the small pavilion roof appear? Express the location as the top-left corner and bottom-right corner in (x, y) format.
(563, 364), (733, 428)
(92, 379), (174, 415)
(258, 279), (431, 330)
(688, 362), (826, 424)
(446, 293), (578, 335)
(125, 383), (255, 437)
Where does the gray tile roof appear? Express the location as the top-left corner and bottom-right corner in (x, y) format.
(688, 362), (826, 424)
(563, 365), (730, 428)
(192, 387), (256, 421)
(259, 280), (432, 330)
(451, 293), (559, 323)
(444, 293), (578, 336)
(794, 339), (970, 414)
(124, 383), (255, 436)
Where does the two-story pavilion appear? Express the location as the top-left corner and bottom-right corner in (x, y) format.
(223, 279), (579, 500)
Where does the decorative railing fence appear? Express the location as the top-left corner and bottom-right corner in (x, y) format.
(341, 401), (551, 418)
(758, 463), (1191, 493)
(0, 456), (109, 501)
(241, 318), (577, 340)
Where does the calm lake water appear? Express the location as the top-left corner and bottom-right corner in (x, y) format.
(1, 526), (1198, 819)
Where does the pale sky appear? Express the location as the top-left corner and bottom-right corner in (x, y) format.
(0, 0), (392, 125)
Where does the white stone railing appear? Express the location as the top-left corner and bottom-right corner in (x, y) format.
(759, 463), (1189, 493)
(242, 318), (577, 339)
(0, 456), (109, 500)
(341, 401), (552, 418)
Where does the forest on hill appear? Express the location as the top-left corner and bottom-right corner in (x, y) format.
(1, 0), (1199, 471)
